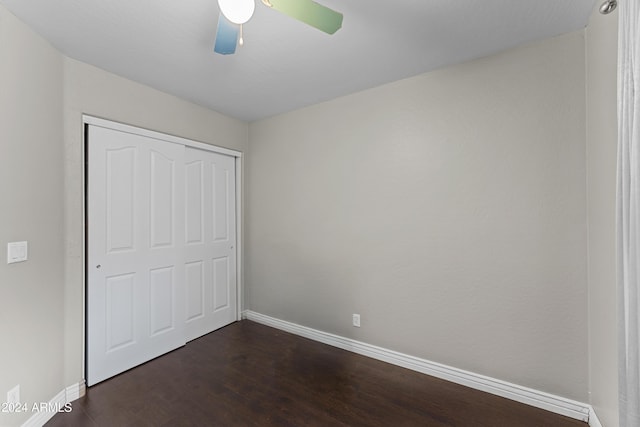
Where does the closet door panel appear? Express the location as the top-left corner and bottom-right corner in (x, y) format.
(87, 125), (185, 386)
(185, 147), (237, 341)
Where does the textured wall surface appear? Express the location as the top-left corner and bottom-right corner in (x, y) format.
(248, 31), (588, 400)
(0, 5), (65, 426)
(586, 4), (619, 426)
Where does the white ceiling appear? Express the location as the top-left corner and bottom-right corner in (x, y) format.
(0, 0), (597, 121)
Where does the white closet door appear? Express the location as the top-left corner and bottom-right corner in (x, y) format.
(87, 125), (186, 386)
(184, 147), (237, 341)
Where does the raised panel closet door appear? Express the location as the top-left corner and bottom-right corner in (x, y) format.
(87, 125), (185, 386)
(185, 147), (237, 341)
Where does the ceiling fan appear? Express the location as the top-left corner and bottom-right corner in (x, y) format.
(214, 0), (343, 55)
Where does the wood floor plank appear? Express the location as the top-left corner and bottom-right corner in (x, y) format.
(46, 320), (587, 427)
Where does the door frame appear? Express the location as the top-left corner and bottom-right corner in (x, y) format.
(82, 114), (244, 383)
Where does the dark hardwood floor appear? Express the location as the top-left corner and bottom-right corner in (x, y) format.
(46, 320), (586, 427)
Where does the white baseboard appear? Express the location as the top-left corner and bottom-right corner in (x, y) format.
(16, 320), (602, 426)
(22, 381), (85, 427)
(64, 381), (85, 403)
(588, 406), (603, 427)
(243, 310), (591, 423)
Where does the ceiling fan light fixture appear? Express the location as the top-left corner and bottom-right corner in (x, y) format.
(218, 0), (255, 24)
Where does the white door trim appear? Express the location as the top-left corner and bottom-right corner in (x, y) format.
(235, 156), (243, 321)
(83, 115), (243, 158)
(82, 114), (244, 383)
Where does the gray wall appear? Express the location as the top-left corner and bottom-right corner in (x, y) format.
(247, 31), (589, 401)
(1, 1), (622, 423)
(0, 6), (65, 427)
(62, 58), (248, 387)
(586, 4), (618, 427)
(0, 8), (248, 424)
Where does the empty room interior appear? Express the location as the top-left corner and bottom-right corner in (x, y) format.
(0, 0), (626, 426)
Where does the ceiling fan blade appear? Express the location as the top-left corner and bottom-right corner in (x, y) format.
(266, 0), (343, 35)
(214, 14), (239, 55)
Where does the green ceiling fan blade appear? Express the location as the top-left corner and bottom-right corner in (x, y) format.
(264, 0), (343, 35)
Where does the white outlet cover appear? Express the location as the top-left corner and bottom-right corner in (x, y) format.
(353, 314), (361, 327)
(7, 385), (20, 404)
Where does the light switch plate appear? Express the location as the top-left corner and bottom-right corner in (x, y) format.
(7, 241), (28, 264)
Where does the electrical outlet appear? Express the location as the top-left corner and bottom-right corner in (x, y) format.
(352, 314), (360, 327)
(7, 385), (20, 404)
